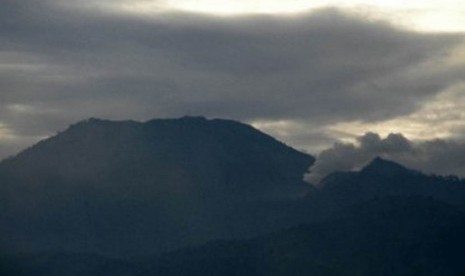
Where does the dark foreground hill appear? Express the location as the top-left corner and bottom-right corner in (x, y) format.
(3, 196), (464, 276)
(0, 116), (314, 256)
(141, 196), (465, 276)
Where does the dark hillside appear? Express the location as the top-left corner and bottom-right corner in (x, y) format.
(0, 117), (314, 256)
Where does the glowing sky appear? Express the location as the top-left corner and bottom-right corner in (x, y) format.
(116, 0), (465, 32)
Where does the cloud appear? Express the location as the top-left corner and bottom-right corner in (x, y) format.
(305, 132), (465, 185)
(0, 1), (464, 159)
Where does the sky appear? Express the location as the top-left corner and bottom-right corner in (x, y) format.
(1, 0), (465, 177)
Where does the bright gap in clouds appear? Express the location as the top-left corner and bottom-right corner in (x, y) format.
(117, 0), (326, 15)
(114, 0), (465, 32)
(0, 123), (14, 141)
(326, 82), (465, 143)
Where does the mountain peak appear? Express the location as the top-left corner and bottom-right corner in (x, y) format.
(66, 117), (139, 131)
(360, 157), (411, 176)
(75, 117), (113, 125)
(179, 115), (208, 121)
(2, 116), (314, 197)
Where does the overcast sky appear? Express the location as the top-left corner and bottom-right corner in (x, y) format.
(1, 0), (465, 172)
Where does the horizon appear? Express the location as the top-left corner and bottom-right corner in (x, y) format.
(2, 115), (465, 182)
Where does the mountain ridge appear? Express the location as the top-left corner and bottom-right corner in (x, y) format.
(315, 156), (465, 210)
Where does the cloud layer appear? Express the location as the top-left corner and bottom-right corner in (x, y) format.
(305, 132), (465, 185)
(0, 0), (464, 159)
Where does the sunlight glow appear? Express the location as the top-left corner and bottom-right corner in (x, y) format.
(110, 0), (465, 32)
(0, 123), (16, 141)
(117, 0), (326, 15)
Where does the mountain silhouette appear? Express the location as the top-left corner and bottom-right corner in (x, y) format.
(316, 157), (465, 209)
(360, 156), (415, 176)
(0, 117), (314, 256)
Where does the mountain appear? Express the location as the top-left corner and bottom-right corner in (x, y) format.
(0, 116), (314, 256)
(316, 157), (465, 209)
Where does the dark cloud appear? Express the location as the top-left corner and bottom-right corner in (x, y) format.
(305, 132), (465, 185)
(0, 0), (464, 159)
